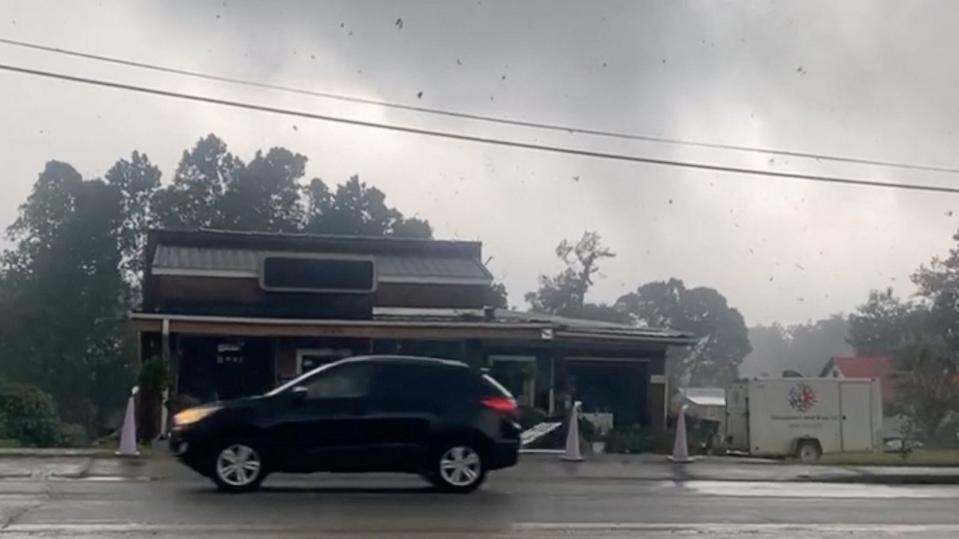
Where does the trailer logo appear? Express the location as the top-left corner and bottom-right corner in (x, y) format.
(788, 382), (817, 412)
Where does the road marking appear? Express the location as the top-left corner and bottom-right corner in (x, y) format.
(667, 480), (959, 499)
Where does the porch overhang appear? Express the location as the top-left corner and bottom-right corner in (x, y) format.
(130, 313), (550, 341)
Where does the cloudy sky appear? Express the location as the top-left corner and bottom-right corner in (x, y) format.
(2, 0), (959, 326)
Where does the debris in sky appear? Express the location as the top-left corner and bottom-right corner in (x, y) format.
(769, 277), (774, 282)
(661, 58), (666, 64)
(796, 297), (805, 302)
(490, 96), (495, 101)
(947, 210), (955, 217)
(395, 18), (404, 29)
(340, 22), (344, 27)
(572, 176), (580, 182)
(603, 62), (608, 68)
(668, 199), (673, 205)
(216, 13), (221, 19)
(292, 125), (298, 131)
(348, 31), (353, 36)
(417, 91), (423, 99)
(456, 59), (463, 65)
(795, 263), (805, 270)
(796, 66), (807, 75)
(748, 249), (754, 254)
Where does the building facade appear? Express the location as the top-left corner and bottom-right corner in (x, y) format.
(131, 229), (694, 434)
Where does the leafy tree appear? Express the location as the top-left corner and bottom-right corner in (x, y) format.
(525, 231), (615, 316)
(487, 282), (509, 309)
(892, 337), (959, 441)
(305, 176), (432, 238)
(744, 315), (853, 377)
(913, 234), (959, 350)
(741, 324), (789, 377)
(847, 288), (927, 356)
(104, 151), (161, 290)
(616, 278), (751, 386)
(217, 148), (306, 233)
(151, 134), (243, 229)
(0, 162), (135, 433)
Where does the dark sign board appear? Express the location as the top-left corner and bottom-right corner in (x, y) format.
(261, 256), (375, 293)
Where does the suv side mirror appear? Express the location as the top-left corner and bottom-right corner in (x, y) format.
(290, 386), (309, 402)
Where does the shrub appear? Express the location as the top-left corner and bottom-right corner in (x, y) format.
(606, 426), (656, 454)
(0, 381), (87, 447)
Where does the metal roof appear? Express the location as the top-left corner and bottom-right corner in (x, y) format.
(679, 387), (726, 407)
(372, 307), (696, 344)
(151, 245), (493, 283)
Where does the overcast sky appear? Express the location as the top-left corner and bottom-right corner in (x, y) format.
(2, 0), (959, 326)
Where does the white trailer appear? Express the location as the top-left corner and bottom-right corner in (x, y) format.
(722, 378), (882, 462)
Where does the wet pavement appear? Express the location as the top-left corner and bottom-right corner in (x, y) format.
(0, 455), (958, 537)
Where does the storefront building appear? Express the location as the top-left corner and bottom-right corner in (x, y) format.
(131, 229), (694, 434)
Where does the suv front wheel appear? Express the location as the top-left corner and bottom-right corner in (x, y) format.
(429, 443), (486, 493)
(211, 442), (266, 493)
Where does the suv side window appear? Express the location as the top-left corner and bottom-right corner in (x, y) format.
(304, 363), (373, 399)
(370, 364), (457, 411)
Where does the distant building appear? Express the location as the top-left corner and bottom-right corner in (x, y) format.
(675, 387), (726, 422)
(819, 356), (900, 406)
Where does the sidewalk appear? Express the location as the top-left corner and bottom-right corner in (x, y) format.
(510, 453), (959, 484)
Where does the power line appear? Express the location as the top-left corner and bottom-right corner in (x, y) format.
(2, 36), (958, 175)
(3, 61), (959, 195)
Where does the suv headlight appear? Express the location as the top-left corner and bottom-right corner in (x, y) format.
(173, 405), (222, 428)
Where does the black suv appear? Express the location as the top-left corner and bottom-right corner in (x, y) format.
(170, 356), (521, 493)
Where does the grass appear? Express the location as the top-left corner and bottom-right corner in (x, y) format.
(818, 449), (959, 466)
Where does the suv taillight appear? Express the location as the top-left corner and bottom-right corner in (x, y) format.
(481, 396), (518, 417)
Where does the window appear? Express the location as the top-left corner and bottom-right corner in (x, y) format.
(305, 363), (372, 399)
(296, 348), (354, 375)
(260, 256), (375, 293)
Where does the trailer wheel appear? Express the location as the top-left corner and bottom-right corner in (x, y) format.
(796, 440), (822, 463)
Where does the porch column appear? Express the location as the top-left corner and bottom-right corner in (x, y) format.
(647, 352), (667, 435)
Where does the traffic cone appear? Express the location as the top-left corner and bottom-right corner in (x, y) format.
(668, 404), (694, 463)
(561, 401), (584, 462)
(116, 386), (140, 457)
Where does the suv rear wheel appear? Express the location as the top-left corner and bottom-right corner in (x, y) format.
(429, 443), (486, 493)
(211, 442), (266, 493)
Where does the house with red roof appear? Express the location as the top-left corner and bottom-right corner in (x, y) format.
(819, 356), (901, 406)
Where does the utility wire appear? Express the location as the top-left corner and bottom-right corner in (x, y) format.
(3, 61), (959, 195)
(2, 36), (958, 175)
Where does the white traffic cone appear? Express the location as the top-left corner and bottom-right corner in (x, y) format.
(668, 404), (694, 463)
(561, 401), (584, 462)
(116, 386), (140, 457)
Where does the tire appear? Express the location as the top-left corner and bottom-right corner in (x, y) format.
(428, 442), (486, 493)
(210, 442), (266, 493)
(796, 440), (822, 463)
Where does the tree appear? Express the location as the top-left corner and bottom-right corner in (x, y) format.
(525, 231), (615, 316)
(892, 337), (959, 441)
(913, 233), (959, 351)
(487, 282), (509, 309)
(151, 134), (243, 229)
(0, 162), (135, 432)
(616, 278), (751, 386)
(847, 288), (927, 356)
(743, 315), (852, 377)
(305, 176), (432, 238)
(104, 151), (161, 290)
(216, 148), (306, 233)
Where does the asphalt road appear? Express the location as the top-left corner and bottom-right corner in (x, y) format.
(2, 466), (959, 538)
